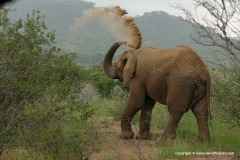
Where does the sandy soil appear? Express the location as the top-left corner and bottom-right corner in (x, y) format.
(90, 122), (159, 160)
(89, 116), (235, 160)
(1, 116), (235, 160)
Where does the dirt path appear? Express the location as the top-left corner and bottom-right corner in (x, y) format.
(90, 121), (159, 160)
(1, 116), (235, 160)
(89, 116), (235, 160)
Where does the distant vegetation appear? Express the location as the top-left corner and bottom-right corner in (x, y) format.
(8, 0), (214, 66)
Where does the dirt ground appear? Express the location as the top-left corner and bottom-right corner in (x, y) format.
(90, 122), (159, 160)
(90, 116), (235, 160)
(1, 116), (235, 160)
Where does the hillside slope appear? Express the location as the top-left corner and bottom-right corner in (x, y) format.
(8, 0), (211, 65)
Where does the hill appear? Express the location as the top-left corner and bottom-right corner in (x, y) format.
(8, 0), (212, 66)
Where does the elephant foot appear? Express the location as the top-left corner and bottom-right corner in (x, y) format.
(135, 131), (150, 139)
(120, 130), (134, 139)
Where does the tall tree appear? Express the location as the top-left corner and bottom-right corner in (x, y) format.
(0, 7), (86, 154)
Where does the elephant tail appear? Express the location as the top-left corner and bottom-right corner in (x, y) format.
(206, 77), (213, 121)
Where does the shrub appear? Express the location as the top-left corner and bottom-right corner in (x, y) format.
(77, 84), (99, 104)
(0, 7), (98, 159)
(108, 86), (128, 120)
(211, 65), (240, 128)
(88, 67), (118, 97)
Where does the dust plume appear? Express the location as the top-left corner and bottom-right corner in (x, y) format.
(70, 6), (142, 49)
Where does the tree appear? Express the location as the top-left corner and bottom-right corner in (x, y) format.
(177, 0), (240, 64)
(0, 7), (93, 156)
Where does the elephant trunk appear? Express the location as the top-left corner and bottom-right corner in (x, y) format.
(103, 42), (124, 79)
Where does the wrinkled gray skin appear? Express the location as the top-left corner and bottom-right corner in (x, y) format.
(103, 42), (211, 143)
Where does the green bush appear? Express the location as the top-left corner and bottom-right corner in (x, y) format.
(88, 67), (118, 97)
(211, 65), (240, 128)
(62, 120), (100, 160)
(108, 86), (128, 120)
(26, 118), (100, 160)
(0, 7), (98, 158)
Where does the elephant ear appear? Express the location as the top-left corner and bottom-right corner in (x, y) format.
(122, 52), (137, 85)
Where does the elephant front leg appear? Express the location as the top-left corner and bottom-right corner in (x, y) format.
(120, 108), (137, 139)
(136, 97), (156, 139)
(120, 80), (145, 139)
(120, 101), (144, 139)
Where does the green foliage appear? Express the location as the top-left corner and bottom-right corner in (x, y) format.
(151, 104), (240, 159)
(26, 119), (100, 160)
(211, 66), (240, 128)
(62, 120), (100, 160)
(8, 0), (212, 66)
(88, 67), (118, 97)
(0, 7), (98, 159)
(0, 7), (59, 149)
(108, 86), (128, 120)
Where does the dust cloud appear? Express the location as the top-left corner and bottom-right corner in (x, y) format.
(70, 6), (142, 49)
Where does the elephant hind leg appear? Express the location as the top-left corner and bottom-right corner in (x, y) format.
(191, 94), (210, 142)
(136, 96), (156, 139)
(159, 85), (193, 143)
(159, 111), (184, 142)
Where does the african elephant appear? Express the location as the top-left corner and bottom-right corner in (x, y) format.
(103, 42), (212, 143)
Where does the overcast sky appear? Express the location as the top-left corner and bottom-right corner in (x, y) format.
(84, 0), (196, 16)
